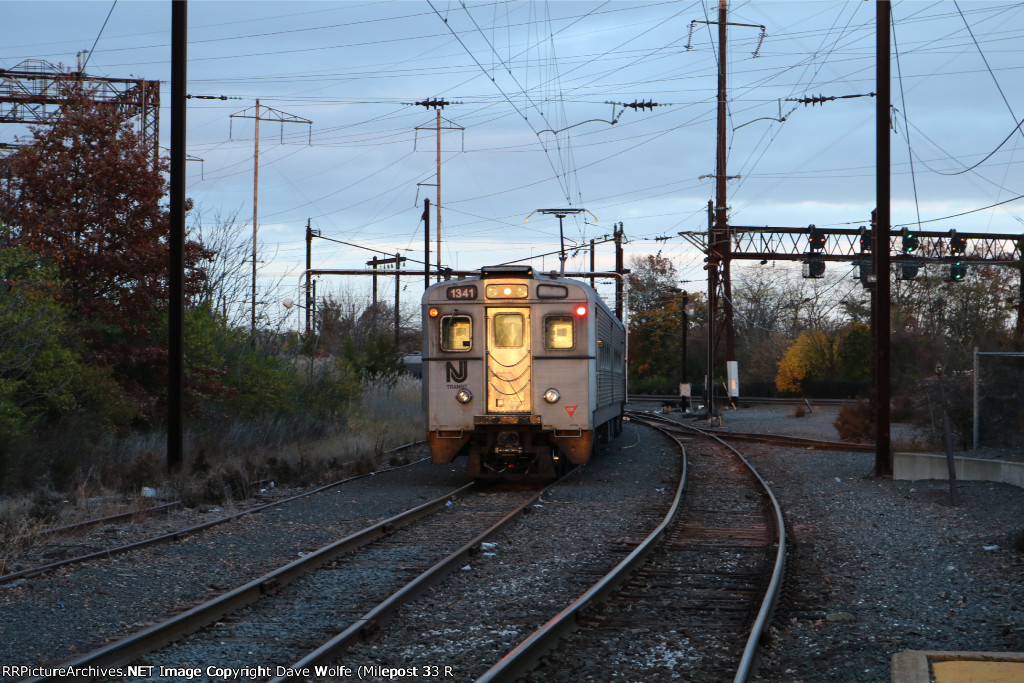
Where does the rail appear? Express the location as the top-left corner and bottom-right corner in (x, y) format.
(1, 444), (428, 585)
(475, 417), (688, 682)
(643, 413), (788, 683)
(24, 480), (478, 681)
(475, 411), (787, 682)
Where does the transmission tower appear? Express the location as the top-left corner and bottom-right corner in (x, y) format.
(0, 59), (160, 168)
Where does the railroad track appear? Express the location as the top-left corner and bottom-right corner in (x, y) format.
(696, 427), (873, 452)
(477, 411), (786, 682)
(22, 479), (551, 683)
(9, 421), (783, 682)
(1, 443), (428, 585)
(627, 394), (855, 407)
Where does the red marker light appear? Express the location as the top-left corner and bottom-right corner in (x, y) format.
(575, 305), (587, 317)
(429, 308), (439, 318)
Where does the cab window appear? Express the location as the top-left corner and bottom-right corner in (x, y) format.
(492, 313), (524, 347)
(440, 315), (472, 351)
(544, 315), (574, 350)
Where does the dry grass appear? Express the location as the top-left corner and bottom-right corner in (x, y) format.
(891, 435), (934, 453)
(0, 375), (425, 547)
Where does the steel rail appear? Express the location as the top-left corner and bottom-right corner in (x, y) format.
(270, 471), (584, 683)
(640, 412), (787, 683)
(1, 445), (428, 585)
(703, 430), (873, 452)
(627, 394), (855, 406)
(24, 481), (476, 683)
(474, 419), (688, 683)
(14, 500), (181, 540)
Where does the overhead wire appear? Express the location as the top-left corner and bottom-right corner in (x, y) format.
(80, 0), (117, 71)
(892, 8), (924, 235)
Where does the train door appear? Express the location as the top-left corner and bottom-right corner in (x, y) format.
(486, 307), (531, 413)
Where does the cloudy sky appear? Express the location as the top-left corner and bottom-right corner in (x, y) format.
(3, 0), (1023, 313)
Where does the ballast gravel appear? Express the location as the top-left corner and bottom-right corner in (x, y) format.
(2, 404), (1022, 683)
(0, 458), (469, 675)
(713, 405), (1024, 683)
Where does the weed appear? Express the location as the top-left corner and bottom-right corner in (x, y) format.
(834, 398), (875, 442)
(0, 375), (425, 533)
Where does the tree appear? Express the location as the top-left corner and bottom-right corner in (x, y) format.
(626, 253), (679, 315)
(0, 240), (133, 441)
(0, 78), (211, 416)
(775, 325), (845, 395)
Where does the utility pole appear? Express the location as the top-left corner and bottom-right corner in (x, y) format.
(590, 238), (596, 289)
(715, 1), (733, 377)
(394, 253), (402, 347)
(681, 290), (690, 387)
(414, 99), (461, 282)
(168, 0), (186, 472)
(369, 256), (379, 332)
(230, 101), (312, 336)
(691, 0), (764, 409)
(875, 0), (893, 476)
(368, 255), (407, 345)
(304, 219), (319, 335)
(423, 198), (431, 290)
(706, 200), (717, 421)
(615, 222), (625, 321)
(1016, 239), (1024, 336)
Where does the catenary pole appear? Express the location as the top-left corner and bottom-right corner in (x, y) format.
(168, 0), (186, 471)
(874, 0), (893, 476)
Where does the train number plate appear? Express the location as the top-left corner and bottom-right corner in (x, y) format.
(446, 285), (478, 300)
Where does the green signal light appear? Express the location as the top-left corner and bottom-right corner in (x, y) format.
(900, 227), (919, 253)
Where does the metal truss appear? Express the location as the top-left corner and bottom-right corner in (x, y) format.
(725, 225), (1023, 266)
(0, 59), (159, 164)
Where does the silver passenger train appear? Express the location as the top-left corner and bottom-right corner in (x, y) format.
(421, 265), (626, 478)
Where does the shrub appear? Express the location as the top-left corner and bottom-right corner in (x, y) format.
(834, 398), (874, 442)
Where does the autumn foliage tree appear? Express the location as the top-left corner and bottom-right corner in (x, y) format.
(0, 80), (210, 418)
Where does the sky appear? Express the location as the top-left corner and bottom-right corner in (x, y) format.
(2, 0), (1023, 324)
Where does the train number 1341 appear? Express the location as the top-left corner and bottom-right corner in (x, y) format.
(445, 285), (478, 300)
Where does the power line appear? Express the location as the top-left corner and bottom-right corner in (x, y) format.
(81, 0), (118, 71)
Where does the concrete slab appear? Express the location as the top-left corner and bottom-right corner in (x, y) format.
(892, 650), (1024, 683)
(894, 452), (1024, 490)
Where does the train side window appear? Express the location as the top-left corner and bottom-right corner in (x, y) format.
(544, 315), (574, 350)
(492, 313), (524, 347)
(440, 315), (472, 351)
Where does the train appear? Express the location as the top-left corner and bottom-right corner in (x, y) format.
(421, 265), (626, 478)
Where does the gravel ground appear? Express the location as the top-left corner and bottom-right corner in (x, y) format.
(706, 404), (1024, 682)
(339, 422), (682, 681)
(3, 405), (1022, 683)
(0, 455), (469, 676)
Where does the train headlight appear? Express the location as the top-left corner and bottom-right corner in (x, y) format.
(456, 389), (473, 404)
(543, 388), (560, 404)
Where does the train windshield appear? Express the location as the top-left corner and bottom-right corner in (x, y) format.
(440, 315), (472, 351)
(545, 316), (574, 349)
(492, 313), (524, 347)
